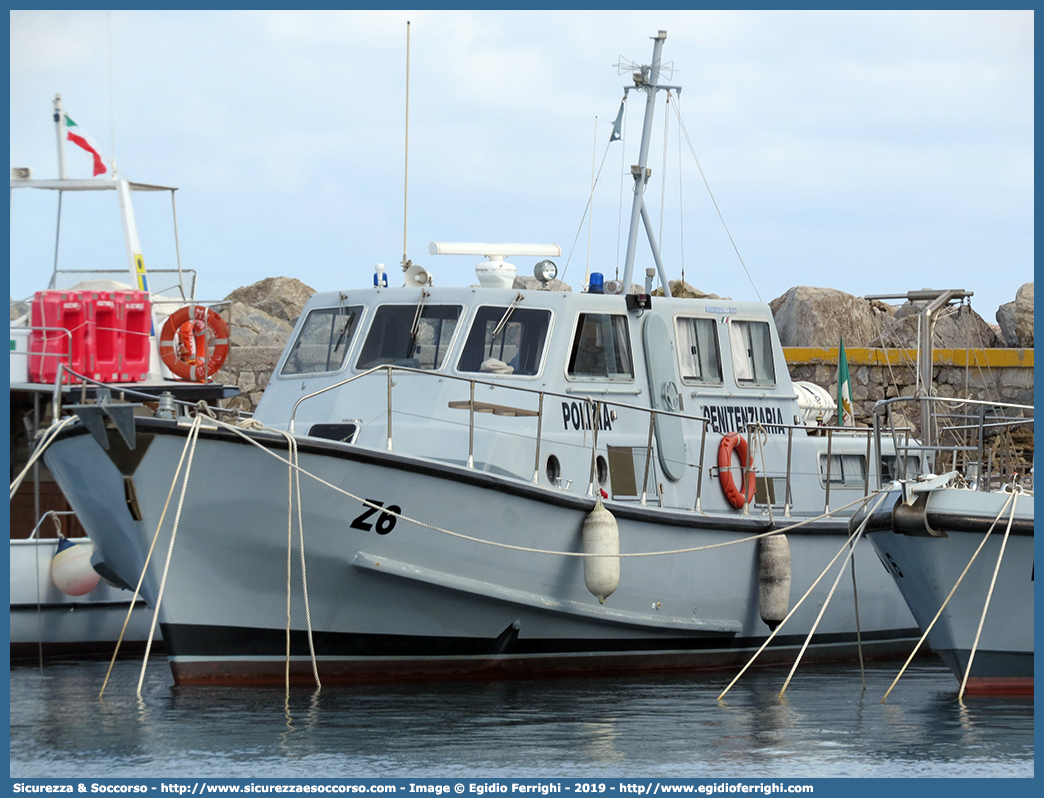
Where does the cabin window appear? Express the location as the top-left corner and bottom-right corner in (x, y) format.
(728, 320), (775, 387)
(356, 305), (461, 370)
(457, 306), (551, 376)
(676, 317), (722, 384)
(567, 313), (633, 380)
(819, 453), (867, 488)
(882, 455), (922, 482)
(281, 305), (363, 375)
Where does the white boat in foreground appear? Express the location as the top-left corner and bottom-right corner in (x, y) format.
(859, 396), (1033, 696)
(40, 32), (921, 685)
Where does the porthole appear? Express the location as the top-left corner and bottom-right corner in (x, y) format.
(545, 454), (562, 486)
(596, 455), (609, 486)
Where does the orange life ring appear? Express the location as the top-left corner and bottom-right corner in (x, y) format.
(718, 433), (756, 509)
(159, 305), (229, 382)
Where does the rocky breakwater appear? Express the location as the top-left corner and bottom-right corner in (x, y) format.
(214, 277), (316, 413)
(774, 284), (1033, 459)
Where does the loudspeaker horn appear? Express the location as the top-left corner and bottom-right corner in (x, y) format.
(404, 263), (431, 287)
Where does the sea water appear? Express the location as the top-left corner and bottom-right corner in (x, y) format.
(9, 656), (1032, 779)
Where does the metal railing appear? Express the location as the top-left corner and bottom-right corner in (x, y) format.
(8, 326), (74, 384)
(872, 395), (1033, 492)
(43, 267), (198, 303)
(50, 363), (248, 423)
(289, 364), (896, 518)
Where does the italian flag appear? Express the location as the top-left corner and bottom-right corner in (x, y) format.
(838, 336), (853, 426)
(65, 114), (107, 176)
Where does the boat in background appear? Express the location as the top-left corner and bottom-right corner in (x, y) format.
(9, 94), (239, 659)
(859, 393), (1033, 696)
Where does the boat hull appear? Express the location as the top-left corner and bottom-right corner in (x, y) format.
(45, 420), (920, 684)
(866, 488), (1033, 696)
(9, 538), (156, 658)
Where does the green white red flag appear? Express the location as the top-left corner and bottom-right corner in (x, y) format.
(838, 336), (853, 426)
(65, 114), (107, 176)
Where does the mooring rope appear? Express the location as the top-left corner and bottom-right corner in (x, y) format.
(717, 490), (889, 701)
(880, 489), (1016, 703)
(100, 416), (203, 698)
(958, 484), (1020, 701)
(849, 539), (866, 691)
(9, 415), (79, 500)
(776, 491), (887, 698)
(273, 429), (322, 693)
(135, 415), (203, 699)
(214, 415), (880, 559)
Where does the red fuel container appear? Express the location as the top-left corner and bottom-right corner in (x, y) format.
(116, 291), (152, 381)
(29, 290), (87, 384)
(85, 291), (120, 382)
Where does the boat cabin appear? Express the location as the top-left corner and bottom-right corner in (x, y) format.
(255, 259), (912, 520)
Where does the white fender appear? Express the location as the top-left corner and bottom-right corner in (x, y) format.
(758, 534), (791, 630)
(50, 538), (102, 597)
(583, 499), (620, 604)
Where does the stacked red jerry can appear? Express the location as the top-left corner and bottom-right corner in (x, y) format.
(29, 290), (88, 384)
(28, 289), (152, 384)
(116, 290), (152, 381)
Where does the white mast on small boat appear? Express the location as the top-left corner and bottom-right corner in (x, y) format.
(49, 93), (150, 294)
(53, 94), (69, 180)
(620, 30), (680, 298)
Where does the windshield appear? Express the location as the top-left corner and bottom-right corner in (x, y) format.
(281, 305), (363, 375)
(356, 305), (462, 370)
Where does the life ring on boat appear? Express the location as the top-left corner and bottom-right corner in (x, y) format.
(159, 305), (229, 382)
(718, 432), (756, 509)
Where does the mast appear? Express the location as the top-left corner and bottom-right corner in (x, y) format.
(53, 94), (68, 180)
(620, 30), (679, 297)
(116, 179), (149, 293)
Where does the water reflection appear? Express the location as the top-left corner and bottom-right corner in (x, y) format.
(10, 657), (1033, 778)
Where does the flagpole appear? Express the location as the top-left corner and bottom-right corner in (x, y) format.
(584, 115), (596, 288)
(400, 19), (411, 271)
(53, 94), (67, 180)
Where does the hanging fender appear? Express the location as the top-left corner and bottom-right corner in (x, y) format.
(159, 305), (229, 382)
(717, 432), (756, 510)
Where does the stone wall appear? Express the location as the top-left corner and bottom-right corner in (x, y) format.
(784, 347), (1034, 457)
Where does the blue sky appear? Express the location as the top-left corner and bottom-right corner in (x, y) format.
(9, 9), (1033, 322)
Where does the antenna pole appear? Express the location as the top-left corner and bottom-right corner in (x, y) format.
(108, 13), (116, 176)
(585, 115), (596, 287)
(621, 31), (672, 297)
(53, 94), (68, 180)
(401, 20), (411, 269)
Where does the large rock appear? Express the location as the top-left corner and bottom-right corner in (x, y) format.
(225, 277), (315, 325)
(512, 276), (572, 292)
(872, 299), (1001, 349)
(10, 299), (29, 321)
(651, 280), (721, 299)
(222, 302), (295, 348)
(769, 286), (894, 348)
(996, 282), (1033, 348)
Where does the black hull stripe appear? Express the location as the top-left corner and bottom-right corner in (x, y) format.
(161, 623), (922, 660)
(11, 600), (148, 611)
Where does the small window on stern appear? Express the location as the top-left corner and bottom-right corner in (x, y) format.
(728, 319), (776, 387)
(676, 317), (723, 385)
